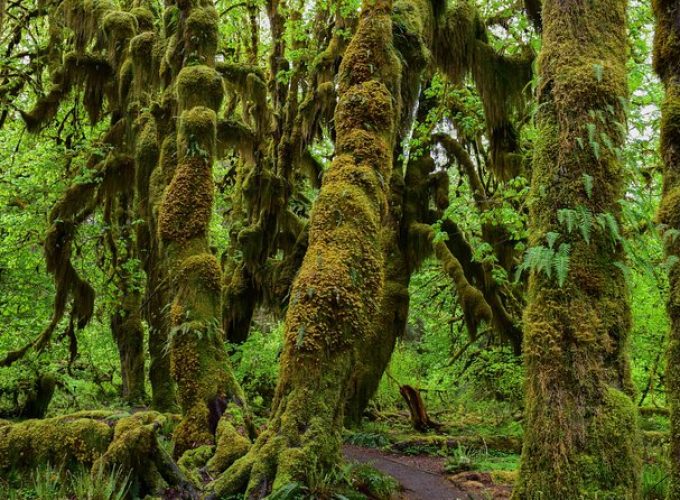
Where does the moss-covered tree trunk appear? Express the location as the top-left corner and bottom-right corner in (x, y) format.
(157, 0), (249, 458)
(212, 0), (406, 495)
(345, 170), (410, 426)
(652, 0), (680, 496)
(110, 191), (146, 405)
(514, 0), (641, 496)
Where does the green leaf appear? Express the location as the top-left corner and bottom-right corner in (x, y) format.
(582, 174), (593, 199)
(554, 244), (570, 287)
(546, 231), (560, 249)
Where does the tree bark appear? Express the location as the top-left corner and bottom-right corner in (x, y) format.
(211, 0), (413, 495)
(157, 0), (250, 458)
(652, 0), (680, 495)
(514, 0), (641, 496)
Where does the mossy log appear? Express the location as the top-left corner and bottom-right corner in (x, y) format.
(0, 411), (196, 498)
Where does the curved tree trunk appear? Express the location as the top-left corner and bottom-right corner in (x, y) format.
(211, 0), (414, 495)
(652, 0), (680, 496)
(513, 0), (641, 496)
(344, 169), (410, 426)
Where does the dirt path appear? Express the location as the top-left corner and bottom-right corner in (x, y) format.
(342, 444), (475, 500)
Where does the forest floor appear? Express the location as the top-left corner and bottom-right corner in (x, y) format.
(343, 444), (512, 499)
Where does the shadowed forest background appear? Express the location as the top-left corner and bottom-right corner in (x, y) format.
(0, 0), (676, 498)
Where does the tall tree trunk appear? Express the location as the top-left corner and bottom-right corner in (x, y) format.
(158, 0), (250, 458)
(514, 0), (641, 496)
(211, 0), (414, 495)
(110, 191), (146, 405)
(137, 109), (177, 411)
(653, 0), (680, 496)
(345, 169), (410, 426)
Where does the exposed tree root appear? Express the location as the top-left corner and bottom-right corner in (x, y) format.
(0, 411), (199, 498)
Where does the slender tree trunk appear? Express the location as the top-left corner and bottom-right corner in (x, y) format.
(514, 0), (641, 496)
(111, 191), (146, 405)
(652, 0), (680, 495)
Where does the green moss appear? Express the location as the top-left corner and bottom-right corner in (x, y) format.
(515, 0), (639, 493)
(178, 106), (217, 159)
(0, 417), (113, 471)
(130, 31), (159, 96)
(184, 7), (218, 64)
(176, 65), (224, 112)
(130, 7), (154, 32)
(178, 444), (215, 484)
(180, 254), (222, 293)
(213, 0), (421, 496)
(63, 0), (116, 52)
(157, 157), (214, 243)
(207, 409), (251, 474)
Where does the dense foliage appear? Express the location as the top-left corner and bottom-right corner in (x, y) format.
(0, 0), (675, 498)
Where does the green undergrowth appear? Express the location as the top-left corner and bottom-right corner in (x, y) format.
(218, 462), (399, 500)
(0, 462), (130, 500)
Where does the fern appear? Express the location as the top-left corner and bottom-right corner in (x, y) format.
(582, 174), (594, 199)
(554, 243), (570, 286)
(546, 231), (560, 249)
(517, 243), (571, 288)
(576, 206), (592, 243)
(558, 208), (577, 234)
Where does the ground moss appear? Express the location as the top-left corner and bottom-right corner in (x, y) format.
(0, 417), (113, 471)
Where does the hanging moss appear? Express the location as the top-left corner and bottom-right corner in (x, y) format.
(130, 31), (160, 97)
(176, 65), (224, 112)
(184, 6), (219, 65)
(63, 0), (116, 52)
(130, 6), (154, 32)
(102, 10), (138, 69)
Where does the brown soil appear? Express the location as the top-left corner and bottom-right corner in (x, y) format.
(343, 444), (472, 499)
(342, 445), (513, 499)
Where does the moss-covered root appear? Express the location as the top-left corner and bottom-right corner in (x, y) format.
(652, 0), (680, 496)
(514, 0), (641, 495)
(209, 354), (350, 498)
(210, 0), (405, 496)
(93, 412), (197, 498)
(0, 411), (195, 498)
